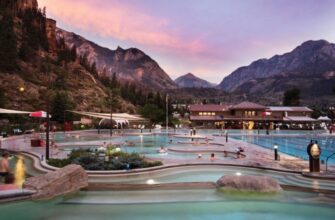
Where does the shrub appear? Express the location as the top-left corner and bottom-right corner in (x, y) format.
(47, 158), (71, 168)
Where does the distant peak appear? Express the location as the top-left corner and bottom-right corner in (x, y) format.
(185, 73), (195, 77)
(116, 46), (124, 51)
(297, 39), (331, 50)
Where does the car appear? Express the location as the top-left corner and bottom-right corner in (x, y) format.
(24, 129), (35, 134)
(0, 131), (8, 138)
(12, 128), (23, 135)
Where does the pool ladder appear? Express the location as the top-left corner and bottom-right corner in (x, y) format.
(326, 152), (335, 172)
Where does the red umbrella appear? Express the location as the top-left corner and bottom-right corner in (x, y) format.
(29, 111), (51, 118)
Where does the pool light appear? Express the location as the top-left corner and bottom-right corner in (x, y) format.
(235, 172), (242, 176)
(273, 144), (279, 161)
(146, 179), (155, 185)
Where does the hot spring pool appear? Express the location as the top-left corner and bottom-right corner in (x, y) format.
(0, 189), (334, 220)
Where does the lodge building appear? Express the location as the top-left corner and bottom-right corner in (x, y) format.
(189, 101), (316, 129)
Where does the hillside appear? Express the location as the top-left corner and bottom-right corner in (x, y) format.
(0, 0), (135, 113)
(57, 28), (177, 90)
(175, 73), (215, 88)
(217, 40), (335, 105)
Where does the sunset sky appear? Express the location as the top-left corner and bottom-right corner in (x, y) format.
(39, 0), (335, 83)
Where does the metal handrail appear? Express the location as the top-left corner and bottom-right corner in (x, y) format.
(326, 152), (335, 172)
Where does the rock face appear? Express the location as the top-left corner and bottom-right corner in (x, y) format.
(216, 175), (282, 192)
(56, 28), (177, 90)
(175, 73), (215, 88)
(45, 18), (57, 55)
(217, 40), (335, 105)
(23, 164), (88, 200)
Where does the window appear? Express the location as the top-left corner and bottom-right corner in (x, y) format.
(245, 111), (256, 117)
(199, 112), (203, 116)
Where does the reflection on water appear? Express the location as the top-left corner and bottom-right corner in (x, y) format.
(14, 155), (26, 188)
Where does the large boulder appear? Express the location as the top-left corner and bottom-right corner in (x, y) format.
(216, 175), (282, 193)
(23, 164), (88, 200)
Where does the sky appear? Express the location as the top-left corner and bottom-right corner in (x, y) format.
(39, 0), (335, 84)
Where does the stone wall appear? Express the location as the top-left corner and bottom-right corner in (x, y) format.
(23, 164), (88, 200)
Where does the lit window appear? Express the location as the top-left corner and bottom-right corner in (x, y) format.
(199, 112), (203, 116)
(211, 112), (216, 116)
(204, 112), (208, 116)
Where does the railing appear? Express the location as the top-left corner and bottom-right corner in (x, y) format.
(326, 152), (335, 172)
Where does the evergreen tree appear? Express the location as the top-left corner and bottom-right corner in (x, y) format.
(51, 91), (75, 123)
(139, 103), (165, 124)
(0, 13), (17, 72)
(70, 45), (77, 61)
(154, 92), (163, 108)
(0, 86), (6, 108)
(111, 72), (118, 88)
(283, 88), (300, 106)
(90, 62), (97, 75)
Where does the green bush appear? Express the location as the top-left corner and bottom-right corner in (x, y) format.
(47, 149), (163, 170)
(47, 158), (71, 168)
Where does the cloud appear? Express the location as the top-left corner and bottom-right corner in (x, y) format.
(39, 0), (208, 55)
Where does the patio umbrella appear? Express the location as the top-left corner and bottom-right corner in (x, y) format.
(29, 111), (51, 118)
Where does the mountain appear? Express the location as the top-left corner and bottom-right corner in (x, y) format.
(56, 29), (177, 90)
(217, 40), (335, 104)
(0, 0), (135, 113)
(175, 73), (215, 88)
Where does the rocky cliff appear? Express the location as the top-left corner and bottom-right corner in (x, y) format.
(56, 29), (177, 90)
(175, 73), (215, 88)
(217, 40), (335, 105)
(0, 0), (136, 113)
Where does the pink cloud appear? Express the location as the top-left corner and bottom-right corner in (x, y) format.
(39, 0), (208, 55)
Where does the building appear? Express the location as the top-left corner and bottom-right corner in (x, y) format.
(189, 101), (316, 129)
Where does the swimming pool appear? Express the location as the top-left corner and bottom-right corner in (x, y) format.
(233, 134), (335, 164)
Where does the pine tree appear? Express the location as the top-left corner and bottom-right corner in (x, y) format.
(0, 13), (18, 72)
(283, 88), (300, 106)
(111, 72), (118, 88)
(0, 86), (6, 108)
(51, 91), (75, 123)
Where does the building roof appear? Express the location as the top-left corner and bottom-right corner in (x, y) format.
(0, 108), (31, 114)
(283, 116), (316, 122)
(268, 106), (313, 112)
(189, 104), (228, 112)
(317, 116), (331, 121)
(230, 101), (267, 110)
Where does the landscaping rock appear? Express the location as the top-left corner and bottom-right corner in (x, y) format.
(23, 164), (88, 200)
(216, 175), (282, 192)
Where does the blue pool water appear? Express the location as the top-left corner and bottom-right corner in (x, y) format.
(53, 129), (335, 164)
(0, 189), (334, 220)
(233, 134), (335, 164)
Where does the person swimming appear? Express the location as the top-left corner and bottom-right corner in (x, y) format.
(210, 153), (216, 161)
(0, 152), (10, 178)
(158, 146), (167, 153)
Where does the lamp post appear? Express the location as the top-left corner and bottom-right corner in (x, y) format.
(307, 140), (321, 172)
(110, 90), (113, 137)
(45, 102), (50, 160)
(273, 144), (279, 161)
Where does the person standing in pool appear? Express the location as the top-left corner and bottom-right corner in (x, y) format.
(0, 152), (10, 178)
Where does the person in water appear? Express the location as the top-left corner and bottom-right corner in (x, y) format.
(0, 173), (17, 190)
(210, 153), (216, 161)
(0, 151), (10, 178)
